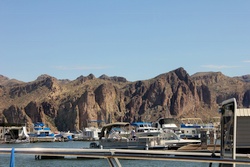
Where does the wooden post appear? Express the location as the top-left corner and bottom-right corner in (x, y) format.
(200, 130), (207, 150)
(209, 130), (214, 145)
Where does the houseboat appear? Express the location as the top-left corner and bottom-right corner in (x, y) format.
(3, 125), (30, 143)
(82, 127), (101, 141)
(29, 122), (55, 142)
(153, 117), (182, 136)
(130, 122), (161, 137)
(179, 118), (216, 140)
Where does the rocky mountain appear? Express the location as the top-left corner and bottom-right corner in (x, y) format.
(234, 75), (250, 82)
(1, 67), (250, 132)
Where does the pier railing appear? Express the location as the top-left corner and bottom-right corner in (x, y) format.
(1, 148), (250, 167)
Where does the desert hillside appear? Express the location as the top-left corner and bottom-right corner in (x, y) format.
(1, 67), (250, 131)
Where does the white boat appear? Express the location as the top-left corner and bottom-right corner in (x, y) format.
(29, 122), (55, 142)
(73, 130), (84, 141)
(179, 118), (217, 140)
(159, 129), (201, 150)
(131, 122), (162, 137)
(60, 131), (74, 141)
(153, 118), (182, 136)
(4, 126), (30, 143)
(82, 127), (101, 141)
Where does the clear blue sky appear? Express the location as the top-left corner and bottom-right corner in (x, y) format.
(1, 1), (250, 82)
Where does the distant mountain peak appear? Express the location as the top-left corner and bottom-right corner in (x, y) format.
(0, 75), (9, 82)
(36, 74), (54, 81)
(191, 71), (223, 78)
(234, 75), (250, 82)
(0, 75), (23, 86)
(99, 74), (127, 82)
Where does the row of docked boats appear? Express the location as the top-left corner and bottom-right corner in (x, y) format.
(1, 118), (219, 150)
(92, 121), (202, 150)
(89, 117), (220, 150)
(0, 122), (86, 143)
(29, 123), (88, 142)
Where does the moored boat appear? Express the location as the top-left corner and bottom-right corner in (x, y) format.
(179, 118), (217, 140)
(159, 129), (201, 150)
(3, 126), (30, 144)
(82, 127), (101, 141)
(153, 117), (182, 136)
(131, 122), (162, 137)
(29, 122), (55, 142)
(97, 122), (165, 150)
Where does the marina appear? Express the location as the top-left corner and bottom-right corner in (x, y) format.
(1, 98), (250, 166)
(1, 0), (250, 166)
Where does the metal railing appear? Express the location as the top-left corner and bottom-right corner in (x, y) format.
(1, 148), (250, 167)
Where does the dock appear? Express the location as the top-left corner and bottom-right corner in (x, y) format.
(29, 137), (55, 143)
(177, 144), (220, 152)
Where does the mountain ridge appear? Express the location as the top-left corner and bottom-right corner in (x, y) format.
(1, 67), (250, 132)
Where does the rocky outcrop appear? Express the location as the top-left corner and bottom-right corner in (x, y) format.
(3, 105), (27, 124)
(99, 74), (127, 82)
(234, 75), (250, 82)
(1, 68), (250, 131)
(0, 75), (24, 87)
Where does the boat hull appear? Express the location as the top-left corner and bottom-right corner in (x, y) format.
(30, 137), (55, 143)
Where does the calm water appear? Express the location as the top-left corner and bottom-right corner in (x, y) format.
(0, 141), (248, 167)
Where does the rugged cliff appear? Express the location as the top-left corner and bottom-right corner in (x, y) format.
(1, 68), (250, 131)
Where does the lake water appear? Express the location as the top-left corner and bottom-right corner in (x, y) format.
(0, 141), (248, 167)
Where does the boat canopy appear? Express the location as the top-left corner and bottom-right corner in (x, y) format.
(99, 122), (130, 139)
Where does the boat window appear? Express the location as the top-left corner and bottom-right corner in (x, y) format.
(164, 132), (179, 140)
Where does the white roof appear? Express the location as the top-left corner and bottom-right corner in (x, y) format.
(162, 124), (178, 128)
(236, 108), (250, 117)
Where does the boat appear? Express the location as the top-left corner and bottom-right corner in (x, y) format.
(54, 130), (84, 142)
(60, 131), (74, 141)
(130, 122), (162, 137)
(179, 118), (217, 140)
(29, 122), (55, 142)
(82, 127), (101, 141)
(73, 130), (84, 141)
(153, 118), (182, 136)
(4, 126), (30, 143)
(159, 129), (201, 150)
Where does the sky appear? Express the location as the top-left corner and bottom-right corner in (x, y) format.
(1, 1), (250, 82)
